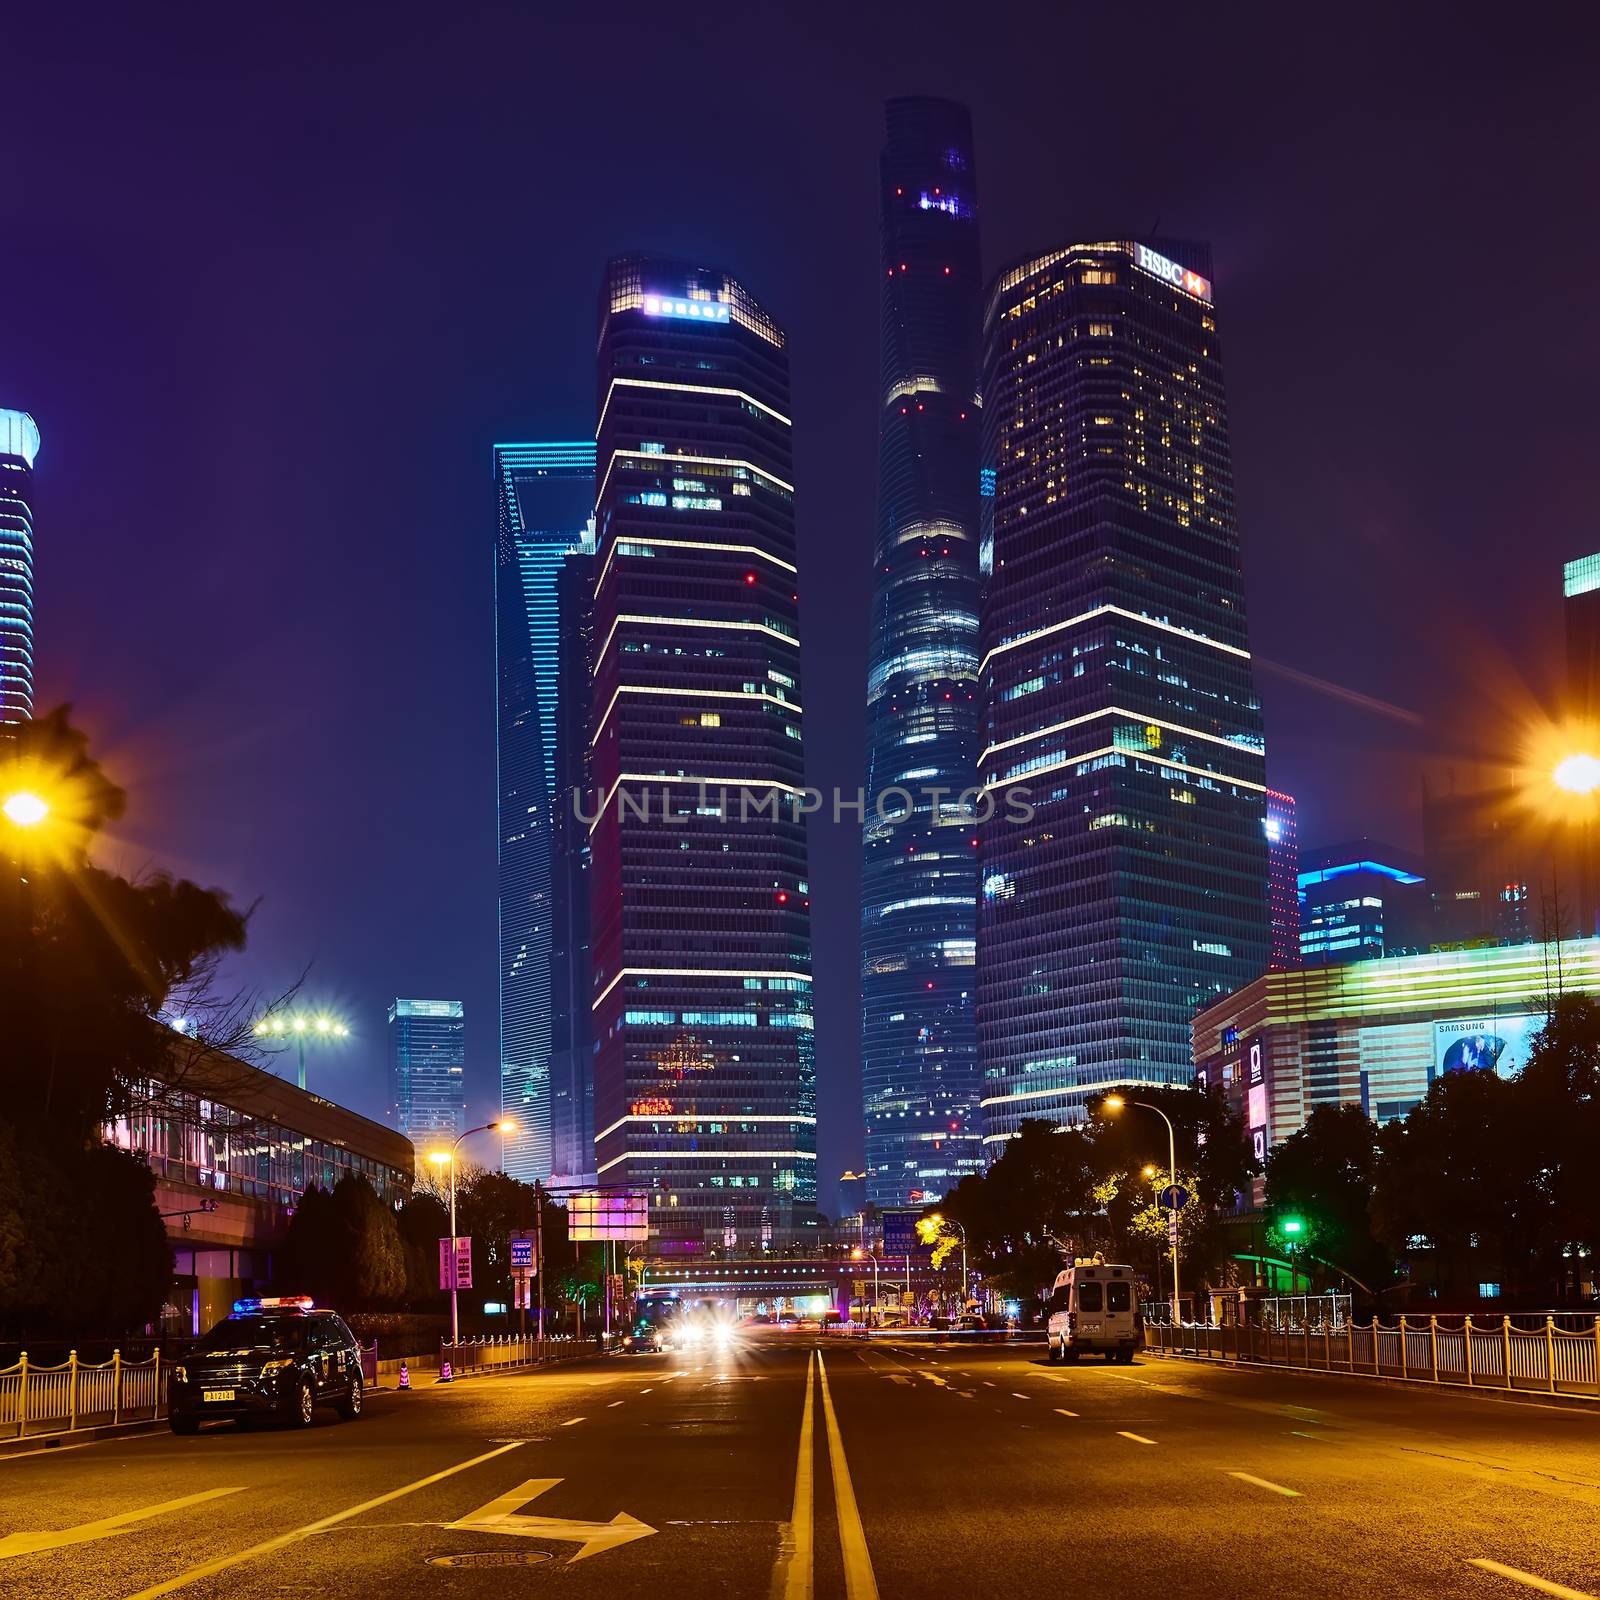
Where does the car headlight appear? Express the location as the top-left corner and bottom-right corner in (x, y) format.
(171, 1365), (187, 1384)
(261, 1357), (296, 1375)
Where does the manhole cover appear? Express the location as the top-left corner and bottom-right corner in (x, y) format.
(428, 1551), (554, 1569)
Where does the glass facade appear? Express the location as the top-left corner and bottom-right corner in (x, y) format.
(1298, 844), (1426, 965)
(495, 441), (597, 1181)
(0, 409), (39, 723)
(590, 255), (816, 1250)
(977, 239), (1269, 1152)
(860, 99), (985, 1208)
(1265, 788), (1300, 971)
(549, 547), (597, 1183)
(388, 998), (466, 1150)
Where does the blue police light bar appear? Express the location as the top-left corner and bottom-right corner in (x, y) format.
(231, 1295), (315, 1314)
(641, 294), (730, 324)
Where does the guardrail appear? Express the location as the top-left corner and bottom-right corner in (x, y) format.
(438, 1333), (599, 1375)
(0, 1350), (169, 1440)
(1146, 1315), (1600, 1397)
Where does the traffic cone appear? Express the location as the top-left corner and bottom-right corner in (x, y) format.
(397, 1362), (411, 1392)
(438, 1359), (453, 1384)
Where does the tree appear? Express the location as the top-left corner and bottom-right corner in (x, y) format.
(396, 1192), (449, 1309)
(1265, 1105), (1391, 1293)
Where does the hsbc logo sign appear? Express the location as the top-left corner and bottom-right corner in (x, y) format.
(1134, 244), (1213, 304)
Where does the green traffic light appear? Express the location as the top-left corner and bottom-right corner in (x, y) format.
(1282, 1217), (1303, 1235)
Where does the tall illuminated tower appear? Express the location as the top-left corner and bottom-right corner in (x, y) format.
(590, 256), (816, 1249)
(495, 441), (596, 1182)
(389, 998), (466, 1151)
(860, 99), (984, 1208)
(0, 410), (40, 723)
(977, 240), (1268, 1152)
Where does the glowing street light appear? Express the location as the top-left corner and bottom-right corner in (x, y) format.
(432, 1121), (518, 1344)
(2, 791), (49, 828)
(1102, 1094), (1183, 1324)
(1553, 753), (1600, 796)
(252, 1011), (351, 1090)
(850, 1244), (881, 1324)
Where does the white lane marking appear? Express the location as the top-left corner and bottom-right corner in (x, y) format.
(1117, 1431), (1157, 1445)
(1290, 1429), (1329, 1440)
(1228, 1471), (1301, 1498)
(562, 1416), (587, 1426)
(118, 1442), (525, 1599)
(1054, 1408), (1080, 1418)
(1466, 1559), (1599, 1598)
(640, 1388), (654, 1394)
(0, 1487), (245, 1560)
(1010, 1392), (1030, 1400)
(888, 1375), (912, 1386)
(981, 1381), (995, 1387)
(608, 1400), (625, 1407)
(446, 1478), (655, 1562)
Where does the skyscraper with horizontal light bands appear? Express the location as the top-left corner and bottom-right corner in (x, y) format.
(495, 440), (596, 1182)
(977, 239), (1269, 1152)
(389, 998), (466, 1152)
(589, 256), (816, 1250)
(0, 410), (40, 723)
(860, 99), (985, 1209)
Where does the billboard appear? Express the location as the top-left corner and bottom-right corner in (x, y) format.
(567, 1190), (650, 1242)
(1432, 1013), (1542, 1080)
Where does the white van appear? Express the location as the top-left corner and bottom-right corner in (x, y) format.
(1045, 1263), (1141, 1363)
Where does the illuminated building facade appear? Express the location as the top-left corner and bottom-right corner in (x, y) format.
(1194, 939), (1591, 1179)
(0, 409), (39, 723)
(1298, 841), (1426, 965)
(389, 998), (466, 1151)
(977, 239), (1269, 1152)
(549, 548), (597, 1184)
(860, 97), (985, 1208)
(495, 441), (596, 1181)
(590, 256), (816, 1250)
(1565, 551), (1600, 721)
(1265, 788), (1299, 970)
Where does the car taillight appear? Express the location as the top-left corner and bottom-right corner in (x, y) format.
(1067, 1312), (1077, 1332)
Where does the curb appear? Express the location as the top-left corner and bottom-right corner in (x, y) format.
(0, 1418), (168, 1458)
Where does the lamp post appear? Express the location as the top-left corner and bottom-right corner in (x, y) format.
(850, 1245), (880, 1325)
(429, 1120), (517, 1346)
(926, 1213), (969, 1309)
(1104, 1095), (1181, 1324)
(252, 1011), (350, 1091)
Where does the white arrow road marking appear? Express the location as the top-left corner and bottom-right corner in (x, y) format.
(446, 1478), (656, 1563)
(0, 1487), (244, 1559)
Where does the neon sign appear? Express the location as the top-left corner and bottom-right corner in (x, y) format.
(1133, 244), (1212, 304)
(642, 295), (730, 324)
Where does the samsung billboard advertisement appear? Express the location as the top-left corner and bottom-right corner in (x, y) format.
(1431, 1013), (1544, 1081)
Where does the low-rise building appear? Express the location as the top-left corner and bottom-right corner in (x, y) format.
(1192, 939), (1590, 1190)
(107, 1040), (413, 1336)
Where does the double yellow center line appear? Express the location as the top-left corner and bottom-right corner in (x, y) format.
(775, 1351), (879, 1600)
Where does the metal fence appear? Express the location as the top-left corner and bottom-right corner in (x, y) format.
(0, 1350), (170, 1440)
(438, 1333), (598, 1375)
(1146, 1315), (1600, 1397)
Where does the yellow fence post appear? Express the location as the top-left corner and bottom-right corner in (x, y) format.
(1464, 1317), (1475, 1388)
(1429, 1315), (1439, 1384)
(69, 1350), (78, 1432)
(154, 1346), (162, 1419)
(1503, 1318), (1513, 1390)
(1399, 1316), (1408, 1380)
(16, 1352), (26, 1440)
(113, 1349), (122, 1426)
(1373, 1319), (1381, 1377)
(1546, 1318), (1556, 1394)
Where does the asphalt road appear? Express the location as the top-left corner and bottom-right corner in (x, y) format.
(3, 1336), (1599, 1600)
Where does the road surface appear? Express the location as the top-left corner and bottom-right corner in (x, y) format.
(3, 1336), (1598, 1599)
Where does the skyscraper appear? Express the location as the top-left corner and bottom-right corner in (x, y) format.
(549, 546), (597, 1185)
(389, 998), (466, 1152)
(495, 441), (596, 1182)
(1298, 841), (1426, 964)
(1265, 788), (1300, 971)
(860, 99), (984, 1209)
(1565, 551), (1600, 722)
(0, 410), (40, 724)
(977, 239), (1269, 1151)
(590, 256), (816, 1250)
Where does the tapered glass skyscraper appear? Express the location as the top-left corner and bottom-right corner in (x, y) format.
(977, 240), (1268, 1152)
(0, 410), (40, 723)
(495, 441), (596, 1182)
(860, 100), (984, 1208)
(590, 256), (816, 1249)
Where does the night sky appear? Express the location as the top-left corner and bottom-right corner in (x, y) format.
(11, 3), (1598, 1197)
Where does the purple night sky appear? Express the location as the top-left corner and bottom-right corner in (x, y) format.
(9, 3), (1597, 1195)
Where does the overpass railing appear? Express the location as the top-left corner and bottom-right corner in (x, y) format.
(1145, 1315), (1600, 1397)
(0, 1350), (170, 1439)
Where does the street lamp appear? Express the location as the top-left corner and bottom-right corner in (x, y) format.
(429, 1120), (517, 1346)
(925, 1213), (969, 1308)
(252, 1011), (351, 1090)
(850, 1245), (880, 1325)
(2, 791), (49, 828)
(1103, 1095), (1183, 1325)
